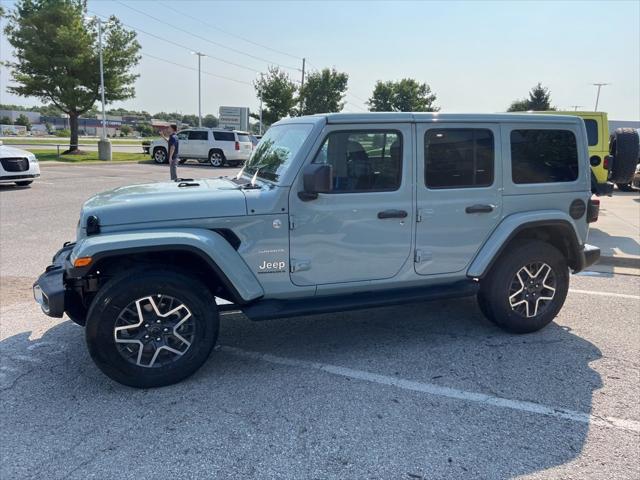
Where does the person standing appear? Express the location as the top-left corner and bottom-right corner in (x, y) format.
(161, 124), (180, 180)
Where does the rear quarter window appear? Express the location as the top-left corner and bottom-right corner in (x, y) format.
(213, 131), (235, 142)
(583, 119), (598, 147)
(510, 129), (579, 184)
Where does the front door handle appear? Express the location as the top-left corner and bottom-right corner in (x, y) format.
(465, 204), (495, 214)
(377, 209), (408, 219)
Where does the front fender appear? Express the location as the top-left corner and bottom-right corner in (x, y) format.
(70, 228), (264, 303)
(467, 211), (582, 278)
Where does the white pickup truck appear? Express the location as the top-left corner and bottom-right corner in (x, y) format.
(149, 128), (253, 167)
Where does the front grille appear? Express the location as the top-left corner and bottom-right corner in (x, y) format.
(1, 157), (29, 172)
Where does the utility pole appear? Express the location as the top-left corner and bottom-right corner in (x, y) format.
(300, 57), (306, 113)
(192, 52), (206, 127)
(592, 83), (610, 112)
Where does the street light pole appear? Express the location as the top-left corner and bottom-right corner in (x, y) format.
(97, 17), (107, 140)
(192, 52), (205, 127)
(87, 16), (112, 161)
(592, 83), (610, 112)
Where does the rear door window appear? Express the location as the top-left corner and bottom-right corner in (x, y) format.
(510, 129), (578, 184)
(424, 128), (494, 188)
(213, 131), (235, 142)
(188, 131), (208, 141)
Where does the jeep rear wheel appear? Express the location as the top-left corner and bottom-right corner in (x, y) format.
(209, 150), (225, 167)
(609, 128), (639, 184)
(478, 240), (569, 333)
(85, 268), (219, 388)
(153, 147), (168, 164)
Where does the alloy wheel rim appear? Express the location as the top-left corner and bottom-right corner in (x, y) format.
(154, 151), (165, 163)
(508, 262), (556, 318)
(114, 295), (195, 368)
(210, 154), (222, 166)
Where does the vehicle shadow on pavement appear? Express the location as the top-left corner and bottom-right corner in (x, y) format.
(589, 226), (640, 257)
(0, 297), (603, 479)
(0, 184), (33, 192)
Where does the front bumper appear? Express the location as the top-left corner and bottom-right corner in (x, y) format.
(0, 173), (40, 184)
(33, 243), (74, 318)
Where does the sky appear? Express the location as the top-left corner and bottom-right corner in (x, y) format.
(1, 0), (639, 120)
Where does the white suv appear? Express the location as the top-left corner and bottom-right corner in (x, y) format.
(0, 142), (41, 187)
(149, 128), (253, 167)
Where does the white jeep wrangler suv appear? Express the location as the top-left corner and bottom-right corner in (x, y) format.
(149, 128), (252, 167)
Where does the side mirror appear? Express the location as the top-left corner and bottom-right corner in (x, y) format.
(299, 164), (332, 201)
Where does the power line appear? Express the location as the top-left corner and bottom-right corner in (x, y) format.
(156, 0), (303, 61)
(141, 52), (252, 86)
(116, 1), (300, 72)
(88, 10), (260, 74)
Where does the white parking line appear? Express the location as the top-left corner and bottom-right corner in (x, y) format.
(569, 289), (640, 300)
(220, 345), (640, 434)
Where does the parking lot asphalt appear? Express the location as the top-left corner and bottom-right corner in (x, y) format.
(1, 163), (639, 479)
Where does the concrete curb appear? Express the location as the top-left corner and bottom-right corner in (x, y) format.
(596, 255), (640, 269)
(39, 160), (151, 167)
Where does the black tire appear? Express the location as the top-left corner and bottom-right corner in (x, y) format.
(85, 268), (219, 388)
(153, 147), (168, 164)
(15, 181), (33, 186)
(478, 240), (569, 334)
(616, 182), (635, 192)
(609, 128), (639, 183)
(209, 150), (225, 168)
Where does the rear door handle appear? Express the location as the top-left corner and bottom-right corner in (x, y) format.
(465, 204), (495, 214)
(377, 209), (408, 219)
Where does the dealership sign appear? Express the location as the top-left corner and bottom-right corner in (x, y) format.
(219, 106), (249, 131)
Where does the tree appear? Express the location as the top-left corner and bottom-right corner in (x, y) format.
(0, 116), (12, 125)
(137, 123), (154, 137)
(181, 114), (199, 127)
(202, 114), (218, 128)
(4, 0), (141, 152)
(14, 113), (31, 129)
(252, 67), (297, 127)
(298, 68), (349, 115)
(507, 82), (556, 112)
(368, 79), (439, 112)
(119, 124), (131, 136)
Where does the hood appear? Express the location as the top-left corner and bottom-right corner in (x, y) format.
(0, 145), (37, 159)
(80, 177), (247, 227)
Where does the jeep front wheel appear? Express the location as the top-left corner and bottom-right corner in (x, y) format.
(153, 147), (167, 164)
(209, 150), (225, 167)
(478, 240), (569, 333)
(85, 268), (219, 388)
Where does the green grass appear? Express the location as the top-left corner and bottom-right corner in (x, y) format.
(30, 149), (148, 163)
(1, 137), (156, 145)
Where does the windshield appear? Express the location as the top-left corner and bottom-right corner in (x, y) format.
(242, 124), (313, 183)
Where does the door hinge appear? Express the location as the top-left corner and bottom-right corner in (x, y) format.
(414, 249), (432, 263)
(290, 259), (311, 273)
(416, 209), (423, 222)
(289, 216), (295, 230)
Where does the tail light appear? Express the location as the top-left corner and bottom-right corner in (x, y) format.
(603, 155), (612, 170)
(235, 141), (240, 151)
(587, 195), (600, 223)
